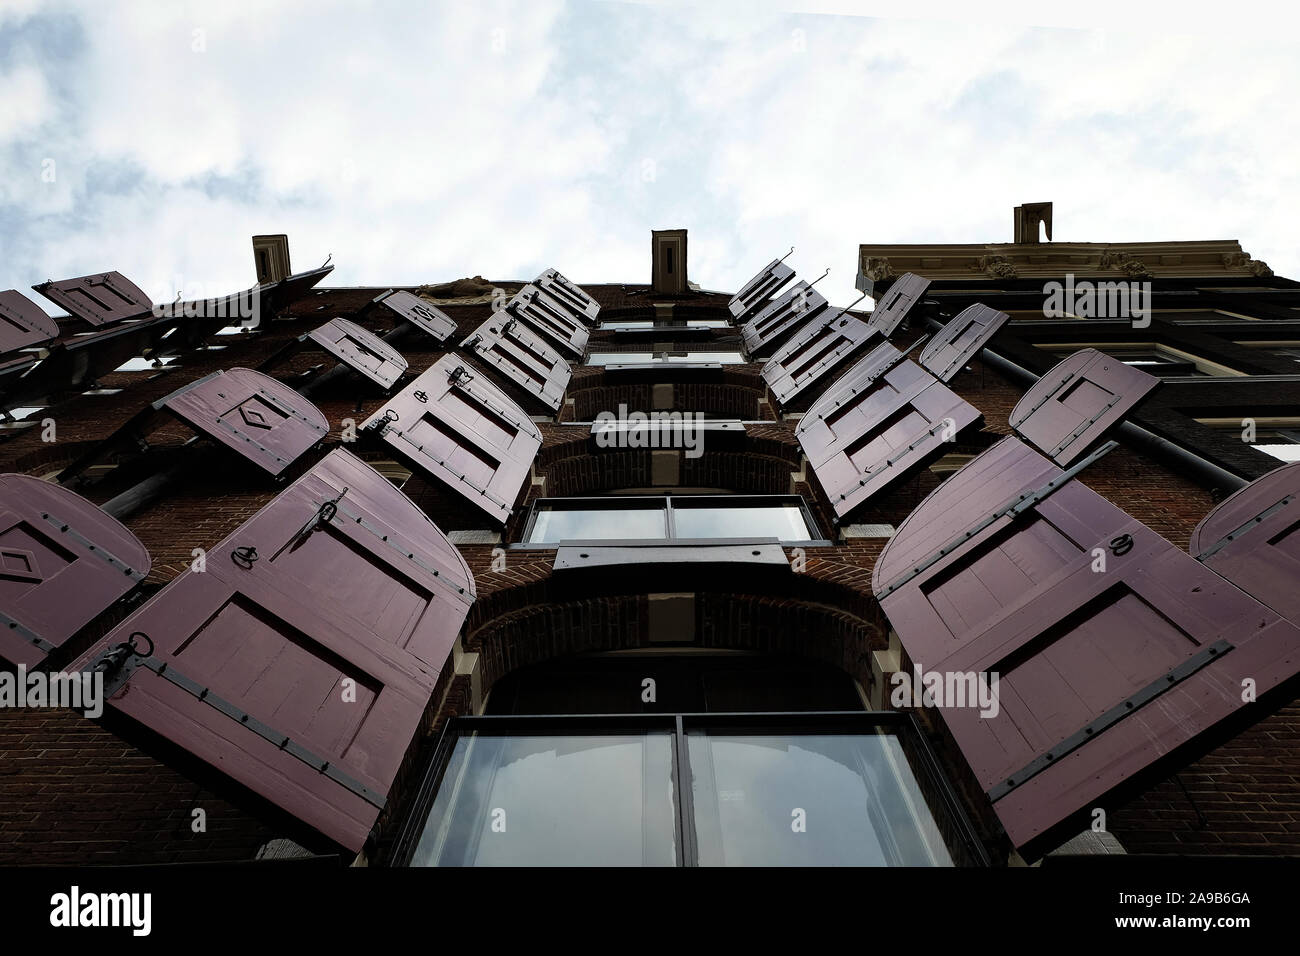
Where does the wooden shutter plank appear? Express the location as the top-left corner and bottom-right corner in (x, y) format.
(535, 268), (599, 323)
(762, 312), (880, 409)
(729, 257), (796, 322)
(866, 273), (931, 338)
(506, 285), (590, 358)
(0, 290), (59, 354)
(1009, 348), (1160, 465)
(918, 304), (1009, 383)
(461, 315), (572, 412)
(377, 291), (458, 342)
(33, 272), (153, 327)
(739, 282), (829, 355)
(306, 317), (408, 389)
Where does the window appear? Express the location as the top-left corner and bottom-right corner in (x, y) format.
(519, 495), (823, 545)
(1195, 418), (1300, 462)
(586, 349), (747, 366)
(1036, 342), (1244, 378)
(396, 710), (982, 867)
(598, 319), (730, 330)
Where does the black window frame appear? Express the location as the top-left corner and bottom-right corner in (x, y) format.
(511, 493), (832, 549)
(387, 710), (990, 867)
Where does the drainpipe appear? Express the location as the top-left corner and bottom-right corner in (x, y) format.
(923, 317), (1250, 494)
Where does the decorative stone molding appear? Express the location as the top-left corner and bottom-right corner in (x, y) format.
(977, 255), (1018, 279)
(862, 256), (893, 281)
(1099, 249), (1153, 279)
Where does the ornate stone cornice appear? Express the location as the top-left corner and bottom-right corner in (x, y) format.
(857, 239), (1273, 288)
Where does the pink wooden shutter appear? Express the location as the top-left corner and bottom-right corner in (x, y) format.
(535, 268), (600, 323)
(762, 312), (879, 409)
(866, 272), (930, 338)
(0, 475), (151, 668)
(739, 282), (830, 356)
(872, 437), (1300, 852)
(461, 316), (572, 412)
(1009, 348), (1160, 465)
(730, 257), (796, 322)
(0, 290), (59, 354)
(360, 355), (542, 525)
(797, 344), (980, 518)
(918, 304), (1009, 383)
(306, 317), (408, 390)
(33, 272), (153, 327)
(70, 448), (475, 852)
(161, 368), (330, 476)
(1192, 462), (1300, 625)
(507, 285), (590, 359)
(376, 291), (458, 342)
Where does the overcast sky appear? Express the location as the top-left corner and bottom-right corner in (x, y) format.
(1, 0), (1297, 311)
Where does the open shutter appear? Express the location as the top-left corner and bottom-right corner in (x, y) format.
(918, 304), (1009, 383)
(375, 291), (457, 342)
(71, 448), (475, 852)
(33, 272), (153, 327)
(507, 285), (589, 359)
(0, 475), (150, 668)
(535, 268), (600, 323)
(729, 257), (796, 322)
(162, 368), (329, 476)
(361, 356), (542, 525)
(1009, 349), (1160, 465)
(762, 312), (879, 409)
(739, 282), (829, 356)
(1192, 462), (1300, 625)
(872, 436), (1300, 852)
(461, 316), (571, 412)
(306, 317), (408, 390)
(0, 290), (59, 354)
(797, 344), (980, 519)
(866, 272), (930, 338)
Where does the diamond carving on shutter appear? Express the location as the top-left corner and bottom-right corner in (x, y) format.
(361, 355), (542, 525)
(0, 290), (59, 354)
(918, 303), (1009, 383)
(535, 268), (600, 323)
(306, 317), (408, 390)
(161, 368), (329, 476)
(375, 291), (457, 342)
(739, 281), (830, 356)
(762, 311), (879, 409)
(872, 436), (1300, 852)
(797, 343), (981, 519)
(1192, 462), (1300, 625)
(866, 272), (931, 338)
(32, 272), (153, 327)
(0, 474), (150, 668)
(729, 257), (796, 322)
(71, 448), (475, 852)
(461, 315), (571, 412)
(506, 285), (590, 359)
(1009, 348), (1160, 465)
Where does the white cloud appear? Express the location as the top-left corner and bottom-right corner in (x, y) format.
(0, 0), (1296, 311)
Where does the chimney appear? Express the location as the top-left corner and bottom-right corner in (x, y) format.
(651, 229), (688, 294)
(1013, 203), (1053, 244)
(252, 234), (291, 284)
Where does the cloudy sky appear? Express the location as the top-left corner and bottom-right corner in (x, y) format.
(1, 0), (1297, 310)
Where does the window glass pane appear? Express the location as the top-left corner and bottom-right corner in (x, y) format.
(586, 351), (747, 366)
(528, 503), (666, 542)
(687, 731), (955, 866)
(586, 351), (657, 365)
(672, 501), (812, 540)
(412, 732), (677, 866)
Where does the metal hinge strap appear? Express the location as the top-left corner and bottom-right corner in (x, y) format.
(986, 639), (1233, 802)
(1196, 493), (1297, 562)
(0, 611), (57, 654)
(38, 511), (147, 581)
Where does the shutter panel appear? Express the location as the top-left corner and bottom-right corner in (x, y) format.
(797, 345), (980, 518)
(866, 273), (930, 338)
(739, 282), (829, 356)
(162, 368), (329, 476)
(918, 304), (1009, 383)
(461, 316), (571, 412)
(729, 257), (796, 322)
(1192, 462), (1300, 625)
(361, 356), (542, 525)
(33, 272), (153, 327)
(0, 290), (59, 354)
(535, 268), (600, 323)
(0, 475), (150, 668)
(762, 312), (879, 408)
(71, 448), (475, 852)
(306, 317), (408, 390)
(872, 437), (1300, 851)
(506, 285), (590, 359)
(376, 291), (457, 342)
(1009, 348), (1160, 465)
